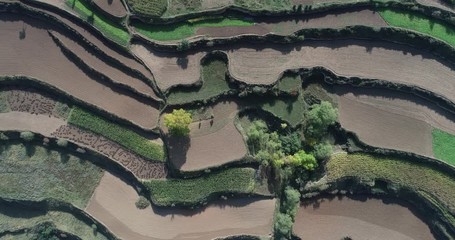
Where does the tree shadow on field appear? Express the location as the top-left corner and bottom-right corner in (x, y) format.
(176, 57), (189, 69)
(25, 144), (36, 157)
(108, 0), (113, 5)
(166, 135), (191, 170)
(19, 23), (26, 40)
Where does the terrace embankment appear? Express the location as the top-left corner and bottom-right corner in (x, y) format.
(294, 195), (435, 240)
(165, 100), (247, 171)
(0, 14), (159, 129)
(86, 172), (275, 240)
(336, 87), (455, 157)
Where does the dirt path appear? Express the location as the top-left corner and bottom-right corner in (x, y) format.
(0, 111), (65, 135)
(337, 92), (433, 157)
(86, 172), (275, 240)
(294, 195), (435, 240)
(93, 0), (127, 18)
(0, 14), (159, 129)
(166, 101), (248, 171)
(131, 43), (206, 91)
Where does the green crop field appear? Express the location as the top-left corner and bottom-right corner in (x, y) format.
(127, 0), (168, 17)
(68, 107), (165, 161)
(167, 57), (231, 105)
(66, 0), (130, 46)
(143, 168), (258, 206)
(432, 128), (455, 165)
(277, 73), (301, 94)
(0, 142), (103, 208)
(327, 153), (455, 212)
(260, 95), (306, 127)
(379, 9), (455, 48)
(135, 17), (254, 41)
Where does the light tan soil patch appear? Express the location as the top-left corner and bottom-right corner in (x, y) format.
(86, 172), (275, 240)
(0, 14), (158, 129)
(0, 111), (65, 135)
(131, 43), (206, 91)
(196, 25), (270, 38)
(337, 91), (433, 156)
(336, 86), (455, 135)
(93, 0), (127, 18)
(52, 125), (167, 179)
(294, 195), (435, 240)
(51, 31), (157, 99)
(166, 101), (248, 171)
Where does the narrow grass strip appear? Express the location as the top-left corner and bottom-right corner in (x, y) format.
(66, 0), (130, 46)
(379, 9), (455, 47)
(143, 168), (257, 205)
(68, 107), (165, 161)
(432, 128), (455, 165)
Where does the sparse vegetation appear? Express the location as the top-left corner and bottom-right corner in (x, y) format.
(0, 91), (10, 113)
(68, 107), (165, 161)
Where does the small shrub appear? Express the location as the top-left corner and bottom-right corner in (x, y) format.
(274, 213), (293, 239)
(56, 139), (69, 147)
(20, 131), (35, 142)
(177, 39), (190, 51)
(313, 142), (333, 160)
(135, 196), (150, 209)
(91, 224), (97, 235)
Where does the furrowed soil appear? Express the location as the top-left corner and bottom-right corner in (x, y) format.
(294, 195), (435, 240)
(337, 89), (433, 157)
(166, 100), (247, 171)
(0, 14), (159, 129)
(86, 172), (276, 240)
(93, 0), (127, 18)
(196, 9), (386, 37)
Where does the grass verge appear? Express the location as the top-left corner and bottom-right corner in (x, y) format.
(68, 107), (165, 161)
(432, 128), (455, 165)
(277, 73), (301, 94)
(327, 152), (455, 212)
(0, 142), (103, 208)
(167, 57), (231, 105)
(379, 9), (455, 47)
(66, 0), (130, 46)
(135, 17), (254, 41)
(143, 168), (258, 205)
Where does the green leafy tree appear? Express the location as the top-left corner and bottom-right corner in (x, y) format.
(177, 39), (190, 51)
(135, 196), (150, 209)
(20, 131), (35, 142)
(305, 101), (338, 140)
(274, 213), (293, 239)
(279, 132), (302, 155)
(56, 138), (69, 147)
(282, 187), (300, 219)
(164, 109), (192, 136)
(313, 142), (333, 160)
(287, 150), (317, 171)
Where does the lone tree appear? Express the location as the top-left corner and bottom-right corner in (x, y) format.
(164, 109), (192, 136)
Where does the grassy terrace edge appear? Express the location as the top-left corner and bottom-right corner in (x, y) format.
(68, 107), (165, 162)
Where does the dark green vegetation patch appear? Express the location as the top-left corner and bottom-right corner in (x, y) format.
(128, 0), (168, 17)
(68, 107), (165, 161)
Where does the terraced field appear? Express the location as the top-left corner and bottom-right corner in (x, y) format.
(3, 0), (455, 239)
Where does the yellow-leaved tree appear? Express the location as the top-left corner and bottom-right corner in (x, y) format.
(163, 109), (192, 136)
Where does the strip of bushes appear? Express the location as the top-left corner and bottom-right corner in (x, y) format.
(143, 168), (260, 206)
(68, 107), (165, 161)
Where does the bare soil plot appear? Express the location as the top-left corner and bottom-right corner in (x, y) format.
(50, 31), (157, 99)
(337, 91), (433, 157)
(166, 100), (247, 171)
(0, 14), (158, 129)
(294, 195), (435, 240)
(131, 43), (206, 91)
(336, 86), (455, 136)
(52, 125), (167, 179)
(197, 9), (386, 38)
(0, 112), (65, 135)
(86, 172), (275, 240)
(26, 0), (154, 79)
(93, 0), (127, 18)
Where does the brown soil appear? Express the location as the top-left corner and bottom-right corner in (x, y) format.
(50, 31), (157, 99)
(336, 86), (455, 135)
(52, 125), (167, 179)
(0, 112), (66, 136)
(337, 90), (433, 157)
(131, 43), (206, 91)
(294, 195), (435, 240)
(196, 9), (386, 38)
(93, 0), (127, 18)
(7, 89), (57, 116)
(27, 0), (154, 79)
(0, 14), (159, 129)
(166, 100), (248, 171)
(86, 172), (275, 240)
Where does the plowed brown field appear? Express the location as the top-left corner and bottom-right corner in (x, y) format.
(86, 172), (275, 240)
(94, 0), (127, 18)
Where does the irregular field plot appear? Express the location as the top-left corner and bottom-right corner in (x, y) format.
(93, 0), (127, 18)
(0, 143), (103, 208)
(294, 195), (434, 240)
(143, 168), (261, 206)
(0, 14), (158, 129)
(87, 172), (275, 240)
(327, 153), (455, 214)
